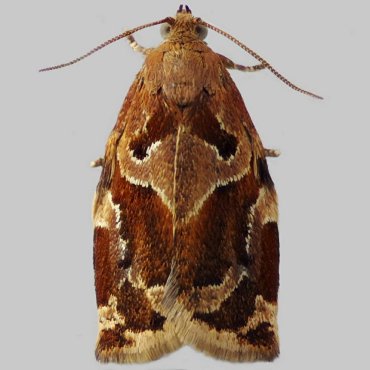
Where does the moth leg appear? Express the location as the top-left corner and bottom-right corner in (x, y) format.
(264, 148), (280, 158)
(218, 54), (266, 72)
(90, 157), (104, 168)
(126, 34), (150, 55)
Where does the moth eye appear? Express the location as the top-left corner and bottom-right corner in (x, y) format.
(195, 25), (208, 40)
(160, 23), (172, 39)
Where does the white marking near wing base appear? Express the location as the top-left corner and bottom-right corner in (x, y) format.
(129, 140), (162, 164)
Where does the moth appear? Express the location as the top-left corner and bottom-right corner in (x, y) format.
(41, 4), (321, 364)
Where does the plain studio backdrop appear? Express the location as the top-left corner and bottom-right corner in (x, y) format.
(1, 1), (369, 369)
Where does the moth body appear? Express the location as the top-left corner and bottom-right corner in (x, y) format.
(93, 6), (279, 363)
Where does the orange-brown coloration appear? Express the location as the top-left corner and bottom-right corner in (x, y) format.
(92, 5), (280, 364)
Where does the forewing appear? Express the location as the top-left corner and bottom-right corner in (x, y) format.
(93, 75), (181, 363)
(164, 54), (280, 361)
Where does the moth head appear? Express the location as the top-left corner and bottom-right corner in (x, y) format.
(160, 5), (208, 41)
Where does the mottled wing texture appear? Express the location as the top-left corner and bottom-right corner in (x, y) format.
(93, 39), (279, 363)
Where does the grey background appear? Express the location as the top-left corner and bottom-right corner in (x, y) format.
(1, 0), (369, 369)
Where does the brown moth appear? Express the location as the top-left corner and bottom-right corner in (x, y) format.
(41, 4), (321, 364)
